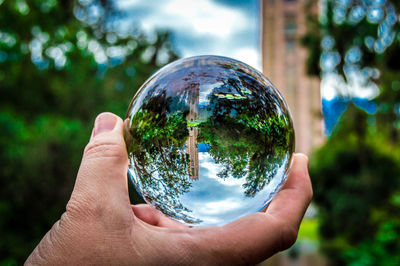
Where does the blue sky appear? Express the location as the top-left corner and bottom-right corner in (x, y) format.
(114, 0), (262, 70)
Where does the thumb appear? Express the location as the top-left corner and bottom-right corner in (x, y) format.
(69, 112), (131, 215)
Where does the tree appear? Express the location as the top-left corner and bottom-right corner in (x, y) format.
(303, 0), (400, 137)
(310, 104), (400, 265)
(0, 0), (178, 264)
(303, 0), (400, 264)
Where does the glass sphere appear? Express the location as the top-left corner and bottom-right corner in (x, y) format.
(125, 55), (295, 227)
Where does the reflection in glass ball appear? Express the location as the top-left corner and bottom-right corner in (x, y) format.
(125, 55), (295, 226)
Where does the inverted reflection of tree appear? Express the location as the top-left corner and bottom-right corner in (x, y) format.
(197, 73), (293, 197)
(127, 92), (202, 223)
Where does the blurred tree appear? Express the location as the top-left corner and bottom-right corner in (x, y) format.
(0, 0), (178, 264)
(310, 104), (400, 265)
(303, 0), (400, 264)
(303, 0), (400, 137)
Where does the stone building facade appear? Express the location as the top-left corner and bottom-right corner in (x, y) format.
(261, 0), (324, 155)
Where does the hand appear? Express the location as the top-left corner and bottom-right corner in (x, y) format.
(26, 112), (312, 266)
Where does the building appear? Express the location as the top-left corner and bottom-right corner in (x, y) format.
(261, 0), (324, 155)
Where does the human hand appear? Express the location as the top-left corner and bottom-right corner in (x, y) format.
(26, 112), (312, 266)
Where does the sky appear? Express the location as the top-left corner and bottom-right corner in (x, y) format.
(110, 0), (390, 135)
(129, 151), (289, 227)
(114, 0), (262, 70)
(178, 153), (288, 226)
(112, 0), (379, 101)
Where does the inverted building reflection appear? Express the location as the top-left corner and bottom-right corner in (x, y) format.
(186, 83), (200, 180)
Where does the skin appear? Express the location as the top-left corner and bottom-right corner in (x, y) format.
(25, 112), (313, 266)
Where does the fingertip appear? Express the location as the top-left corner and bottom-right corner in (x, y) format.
(287, 153), (309, 181)
(79, 111), (129, 191)
(286, 153), (313, 203)
(94, 112), (123, 122)
(90, 112), (124, 142)
(293, 153), (308, 167)
(92, 113), (117, 137)
(267, 152), (312, 213)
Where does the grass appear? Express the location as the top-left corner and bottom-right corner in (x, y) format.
(297, 218), (320, 241)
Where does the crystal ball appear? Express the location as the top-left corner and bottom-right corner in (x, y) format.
(124, 55), (295, 226)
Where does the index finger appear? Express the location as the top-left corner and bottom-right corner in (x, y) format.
(265, 153), (312, 226)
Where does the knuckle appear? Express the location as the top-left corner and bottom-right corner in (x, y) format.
(65, 196), (104, 222)
(279, 223), (298, 251)
(84, 141), (127, 163)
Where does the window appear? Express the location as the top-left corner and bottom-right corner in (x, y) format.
(284, 13), (297, 52)
(284, 13), (297, 38)
(286, 39), (296, 52)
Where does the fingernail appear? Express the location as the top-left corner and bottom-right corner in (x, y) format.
(294, 153), (309, 172)
(93, 113), (117, 137)
(295, 153), (309, 163)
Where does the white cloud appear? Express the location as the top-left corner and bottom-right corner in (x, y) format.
(232, 47), (262, 72)
(199, 82), (221, 106)
(114, 0), (261, 69)
(117, 0), (247, 38)
(163, 0), (247, 38)
(321, 71), (380, 100)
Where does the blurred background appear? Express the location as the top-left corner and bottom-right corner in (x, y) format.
(1, 0), (400, 265)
